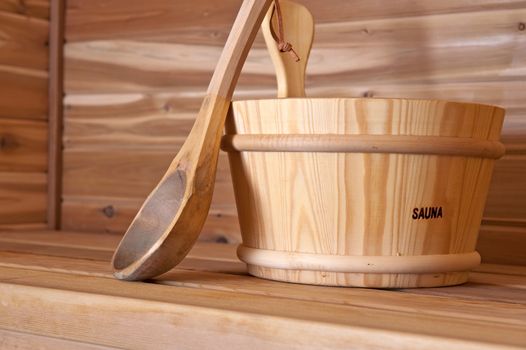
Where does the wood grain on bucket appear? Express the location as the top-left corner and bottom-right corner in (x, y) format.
(224, 98), (505, 287)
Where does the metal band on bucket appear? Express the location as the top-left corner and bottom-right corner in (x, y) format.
(221, 134), (505, 159)
(237, 245), (481, 274)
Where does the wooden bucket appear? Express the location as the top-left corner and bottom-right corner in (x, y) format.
(221, 98), (505, 288)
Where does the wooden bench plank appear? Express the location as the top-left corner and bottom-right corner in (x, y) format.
(1, 232), (525, 311)
(2, 250), (525, 326)
(1, 230), (525, 305)
(0, 265), (525, 350)
(0, 329), (117, 350)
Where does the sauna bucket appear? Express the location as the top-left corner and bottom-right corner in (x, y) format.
(221, 98), (505, 288)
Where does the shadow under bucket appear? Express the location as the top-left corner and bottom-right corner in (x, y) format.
(221, 97), (505, 288)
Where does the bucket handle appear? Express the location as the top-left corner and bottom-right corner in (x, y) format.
(221, 134), (505, 159)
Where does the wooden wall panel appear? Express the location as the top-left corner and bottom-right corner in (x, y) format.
(0, 119), (47, 172)
(0, 69), (48, 120)
(0, 172), (47, 224)
(0, 0), (50, 19)
(477, 225), (526, 265)
(485, 155), (526, 222)
(61, 197), (239, 243)
(64, 8), (526, 93)
(0, 11), (49, 70)
(62, 150), (233, 197)
(64, 0), (526, 42)
(63, 0), (526, 263)
(0, 3), (50, 226)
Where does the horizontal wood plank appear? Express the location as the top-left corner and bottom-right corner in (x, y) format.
(61, 147), (525, 236)
(63, 82), (525, 150)
(0, 249), (525, 322)
(4, 267), (524, 350)
(0, 223), (48, 231)
(0, 0), (50, 19)
(64, 42), (525, 94)
(65, 0), (526, 43)
(0, 230), (525, 303)
(61, 149), (233, 196)
(64, 8), (526, 93)
(0, 172), (47, 224)
(478, 225), (526, 266)
(58, 192), (526, 264)
(0, 230), (525, 350)
(484, 155), (526, 222)
(0, 68), (48, 120)
(0, 11), (49, 70)
(0, 329), (117, 350)
(61, 196), (240, 242)
(0, 118), (47, 172)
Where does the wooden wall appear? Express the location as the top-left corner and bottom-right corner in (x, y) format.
(62, 1), (526, 260)
(0, 0), (49, 227)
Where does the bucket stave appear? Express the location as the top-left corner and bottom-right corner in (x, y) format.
(222, 98), (505, 288)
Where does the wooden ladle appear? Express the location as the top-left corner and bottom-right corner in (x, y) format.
(261, 0), (314, 97)
(112, 0), (273, 281)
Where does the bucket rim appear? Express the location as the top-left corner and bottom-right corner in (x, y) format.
(230, 97), (506, 111)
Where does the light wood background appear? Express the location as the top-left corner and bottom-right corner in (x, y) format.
(0, 0), (49, 226)
(61, 0), (526, 245)
(1, 0), (524, 264)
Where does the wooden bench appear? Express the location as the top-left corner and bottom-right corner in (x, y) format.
(1, 229), (525, 349)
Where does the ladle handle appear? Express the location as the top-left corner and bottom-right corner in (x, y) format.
(208, 0), (274, 99)
(189, 0), (274, 154)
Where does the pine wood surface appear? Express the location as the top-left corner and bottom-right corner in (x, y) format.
(0, 229), (525, 349)
(0, 68), (48, 120)
(0, 173), (47, 224)
(0, 118), (47, 172)
(261, 0), (314, 98)
(0, 2), (49, 226)
(0, 0), (50, 19)
(64, 8), (526, 92)
(224, 98), (504, 287)
(62, 0), (526, 251)
(0, 11), (48, 70)
(0, 329), (117, 350)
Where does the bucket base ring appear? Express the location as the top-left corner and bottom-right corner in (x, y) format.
(246, 265), (470, 288)
(237, 245), (481, 275)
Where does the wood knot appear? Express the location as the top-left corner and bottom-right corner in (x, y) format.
(17, 0), (28, 14)
(101, 205), (115, 218)
(163, 103), (173, 112)
(214, 236), (228, 244)
(519, 22), (526, 31)
(0, 134), (17, 150)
